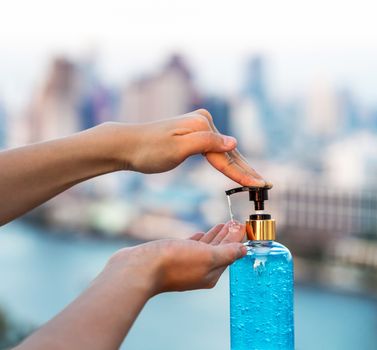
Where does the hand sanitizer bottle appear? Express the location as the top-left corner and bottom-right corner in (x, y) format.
(226, 186), (294, 350)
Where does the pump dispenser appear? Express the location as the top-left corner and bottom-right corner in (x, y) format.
(226, 186), (294, 350)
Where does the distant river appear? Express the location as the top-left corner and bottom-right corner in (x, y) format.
(0, 221), (376, 350)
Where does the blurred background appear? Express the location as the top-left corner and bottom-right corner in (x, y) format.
(1, 0), (377, 349)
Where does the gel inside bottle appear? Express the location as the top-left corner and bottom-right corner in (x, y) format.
(226, 186), (294, 350)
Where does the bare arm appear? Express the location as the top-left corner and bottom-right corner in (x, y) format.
(0, 109), (266, 225)
(15, 222), (246, 350)
(0, 126), (121, 225)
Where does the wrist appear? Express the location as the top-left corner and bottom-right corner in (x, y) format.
(86, 123), (128, 172)
(103, 246), (163, 299)
(92, 122), (138, 172)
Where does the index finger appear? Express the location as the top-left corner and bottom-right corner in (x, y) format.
(206, 151), (266, 186)
(195, 110), (267, 186)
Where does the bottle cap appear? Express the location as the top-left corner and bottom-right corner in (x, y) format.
(225, 185), (276, 241)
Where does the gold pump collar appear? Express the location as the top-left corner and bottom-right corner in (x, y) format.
(246, 219), (276, 241)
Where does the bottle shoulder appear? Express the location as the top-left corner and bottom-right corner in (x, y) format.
(245, 240), (293, 260)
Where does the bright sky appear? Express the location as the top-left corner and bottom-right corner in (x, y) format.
(1, 0), (377, 109)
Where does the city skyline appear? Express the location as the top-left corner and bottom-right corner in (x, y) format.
(1, 52), (377, 191)
(3, 49), (377, 111)
(1, 2), (377, 349)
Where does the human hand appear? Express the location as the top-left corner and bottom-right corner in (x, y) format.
(103, 109), (266, 186)
(14, 222), (246, 350)
(104, 221), (246, 296)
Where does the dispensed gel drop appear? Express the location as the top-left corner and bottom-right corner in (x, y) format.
(226, 185), (294, 350)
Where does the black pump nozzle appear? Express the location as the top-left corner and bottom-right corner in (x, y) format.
(225, 185), (272, 211)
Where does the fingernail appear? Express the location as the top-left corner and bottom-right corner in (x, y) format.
(223, 136), (237, 147)
(239, 245), (248, 257)
(229, 226), (240, 233)
(229, 219), (241, 226)
(228, 220), (241, 232)
(265, 180), (273, 188)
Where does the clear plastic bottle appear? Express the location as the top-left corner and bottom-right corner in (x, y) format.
(230, 240), (294, 350)
(225, 185), (294, 350)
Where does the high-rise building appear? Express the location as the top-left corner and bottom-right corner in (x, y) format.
(120, 55), (198, 123)
(77, 55), (115, 129)
(338, 89), (360, 134)
(244, 56), (268, 104)
(323, 131), (377, 188)
(199, 96), (231, 135)
(230, 97), (266, 157)
(234, 56), (279, 156)
(27, 57), (80, 142)
(304, 80), (341, 138)
(369, 109), (377, 133)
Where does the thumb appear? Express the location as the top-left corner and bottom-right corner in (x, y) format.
(212, 243), (247, 268)
(180, 131), (237, 157)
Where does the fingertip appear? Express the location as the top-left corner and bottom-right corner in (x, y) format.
(265, 180), (273, 188)
(229, 243), (247, 262)
(240, 177), (266, 187)
(226, 243), (247, 260)
(239, 245), (248, 257)
(228, 222), (245, 238)
(225, 219), (241, 226)
(222, 135), (237, 149)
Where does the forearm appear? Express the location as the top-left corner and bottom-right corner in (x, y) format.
(15, 262), (154, 350)
(13, 225), (245, 350)
(0, 123), (127, 225)
(0, 110), (265, 226)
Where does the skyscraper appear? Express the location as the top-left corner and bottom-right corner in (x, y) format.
(338, 89), (360, 134)
(304, 80), (341, 138)
(26, 57), (80, 142)
(230, 96), (266, 156)
(200, 96), (231, 135)
(245, 56), (268, 104)
(120, 54), (198, 123)
(234, 56), (279, 157)
(77, 55), (115, 129)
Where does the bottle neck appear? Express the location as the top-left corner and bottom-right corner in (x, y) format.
(250, 213), (271, 220)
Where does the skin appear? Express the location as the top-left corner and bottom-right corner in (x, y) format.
(0, 109), (267, 349)
(0, 109), (266, 225)
(15, 222), (246, 350)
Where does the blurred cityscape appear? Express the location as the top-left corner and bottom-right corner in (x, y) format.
(1, 53), (377, 298)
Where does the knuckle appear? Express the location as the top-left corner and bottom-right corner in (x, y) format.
(196, 108), (213, 121)
(220, 247), (236, 263)
(202, 133), (214, 150)
(193, 115), (210, 129)
(221, 156), (237, 172)
(205, 252), (216, 268)
(229, 249), (238, 262)
(227, 156), (236, 166)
